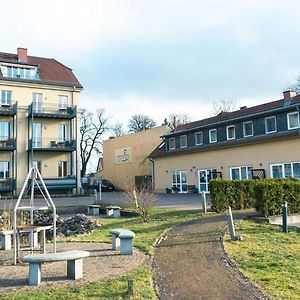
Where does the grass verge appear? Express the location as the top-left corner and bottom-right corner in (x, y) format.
(224, 220), (300, 300)
(1, 208), (202, 299)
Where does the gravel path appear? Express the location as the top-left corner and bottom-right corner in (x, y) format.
(0, 242), (147, 293)
(153, 212), (268, 300)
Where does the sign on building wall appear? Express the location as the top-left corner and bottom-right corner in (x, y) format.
(115, 147), (132, 164)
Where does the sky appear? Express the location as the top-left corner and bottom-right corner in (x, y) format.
(2, 0), (300, 171)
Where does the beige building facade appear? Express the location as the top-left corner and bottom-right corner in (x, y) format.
(150, 91), (300, 193)
(0, 48), (82, 194)
(99, 126), (170, 190)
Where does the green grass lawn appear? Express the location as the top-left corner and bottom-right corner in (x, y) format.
(1, 208), (202, 299)
(224, 220), (300, 300)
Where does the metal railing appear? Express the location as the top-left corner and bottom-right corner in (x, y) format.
(0, 178), (16, 191)
(28, 138), (76, 151)
(0, 101), (17, 115)
(28, 103), (76, 118)
(0, 137), (16, 149)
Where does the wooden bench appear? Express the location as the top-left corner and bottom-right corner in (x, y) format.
(21, 250), (90, 286)
(109, 229), (135, 255)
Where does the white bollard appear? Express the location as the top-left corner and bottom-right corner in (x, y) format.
(227, 206), (236, 241)
(202, 192), (207, 213)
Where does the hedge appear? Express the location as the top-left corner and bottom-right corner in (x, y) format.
(210, 178), (300, 216)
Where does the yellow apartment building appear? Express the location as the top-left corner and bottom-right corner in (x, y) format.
(0, 48), (82, 195)
(150, 91), (300, 193)
(98, 125), (170, 190)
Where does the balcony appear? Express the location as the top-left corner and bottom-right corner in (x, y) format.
(0, 101), (17, 116)
(29, 176), (76, 191)
(0, 137), (16, 151)
(0, 178), (16, 192)
(28, 103), (76, 119)
(28, 138), (76, 152)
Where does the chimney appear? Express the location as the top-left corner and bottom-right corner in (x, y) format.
(17, 47), (28, 62)
(283, 90), (296, 101)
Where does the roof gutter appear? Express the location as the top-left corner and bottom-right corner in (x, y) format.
(164, 103), (300, 137)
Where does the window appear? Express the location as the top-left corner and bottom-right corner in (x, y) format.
(230, 166), (253, 180)
(1, 90), (12, 106)
(58, 161), (68, 177)
(0, 122), (10, 140)
(169, 138), (175, 150)
(209, 129), (217, 143)
(226, 125), (235, 140)
(59, 95), (68, 109)
(271, 162), (300, 179)
(32, 123), (42, 148)
(243, 121), (253, 137)
(180, 135), (187, 148)
(195, 132), (203, 145)
(265, 116), (277, 133)
(33, 161), (42, 174)
(0, 161), (9, 178)
(172, 171), (188, 193)
(287, 112), (299, 130)
(0, 65), (39, 80)
(59, 124), (69, 142)
(32, 93), (43, 113)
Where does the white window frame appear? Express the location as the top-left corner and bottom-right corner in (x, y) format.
(287, 112), (300, 130)
(265, 116), (277, 134)
(58, 161), (68, 177)
(243, 121), (253, 137)
(209, 129), (217, 143)
(172, 170), (188, 193)
(180, 135), (187, 148)
(1, 90), (12, 106)
(33, 160), (42, 174)
(59, 124), (69, 142)
(195, 131), (203, 145)
(230, 166), (253, 180)
(59, 95), (68, 109)
(270, 162), (300, 179)
(169, 137), (175, 150)
(226, 125), (235, 140)
(32, 93), (43, 113)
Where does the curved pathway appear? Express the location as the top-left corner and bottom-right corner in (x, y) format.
(153, 212), (268, 300)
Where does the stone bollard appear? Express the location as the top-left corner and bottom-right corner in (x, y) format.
(227, 206), (236, 241)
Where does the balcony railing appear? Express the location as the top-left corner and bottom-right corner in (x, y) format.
(28, 138), (76, 152)
(29, 176), (76, 191)
(0, 178), (16, 192)
(0, 137), (16, 151)
(28, 103), (76, 119)
(0, 101), (17, 116)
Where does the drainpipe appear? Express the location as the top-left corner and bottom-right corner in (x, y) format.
(149, 158), (155, 190)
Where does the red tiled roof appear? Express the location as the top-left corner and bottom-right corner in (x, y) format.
(175, 96), (300, 132)
(0, 51), (82, 88)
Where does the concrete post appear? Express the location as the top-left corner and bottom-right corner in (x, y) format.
(94, 189), (98, 203)
(227, 206), (236, 241)
(282, 201), (288, 233)
(202, 192), (207, 213)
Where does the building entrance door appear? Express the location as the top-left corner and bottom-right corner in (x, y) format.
(198, 169), (215, 192)
(172, 171), (188, 193)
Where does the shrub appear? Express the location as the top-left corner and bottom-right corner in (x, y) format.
(210, 178), (300, 216)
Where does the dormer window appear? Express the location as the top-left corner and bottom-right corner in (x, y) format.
(0, 63), (39, 80)
(169, 137), (175, 150)
(243, 121), (253, 137)
(195, 132), (203, 145)
(287, 112), (299, 130)
(265, 116), (277, 134)
(209, 129), (217, 143)
(226, 125), (235, 140)
(180, 135), (187, 148)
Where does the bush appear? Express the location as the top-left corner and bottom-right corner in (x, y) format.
(210, 178), (300, 216)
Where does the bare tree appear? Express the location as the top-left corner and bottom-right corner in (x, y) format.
(124, 185), (157, 222)
(166, 113), (192, 130)
(287, 76), (300, 94)
(111, 123), (126, 137)
(128, 114), (156, 132)
(80, 109), (109, 177)
(212, 99), (237, 116)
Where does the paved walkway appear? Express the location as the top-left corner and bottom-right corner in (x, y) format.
(153, 212), (268, 300)
(0, 242), (147, 293)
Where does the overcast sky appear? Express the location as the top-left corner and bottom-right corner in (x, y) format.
(2, 0), (300, 171)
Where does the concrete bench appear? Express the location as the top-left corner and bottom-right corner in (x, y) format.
(105, 206), (121, 218)
(0, 230), (13, 250)
(21, 250), (90, 286)
(86, 204), (101, 215)
(109, 229), (135, 255)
